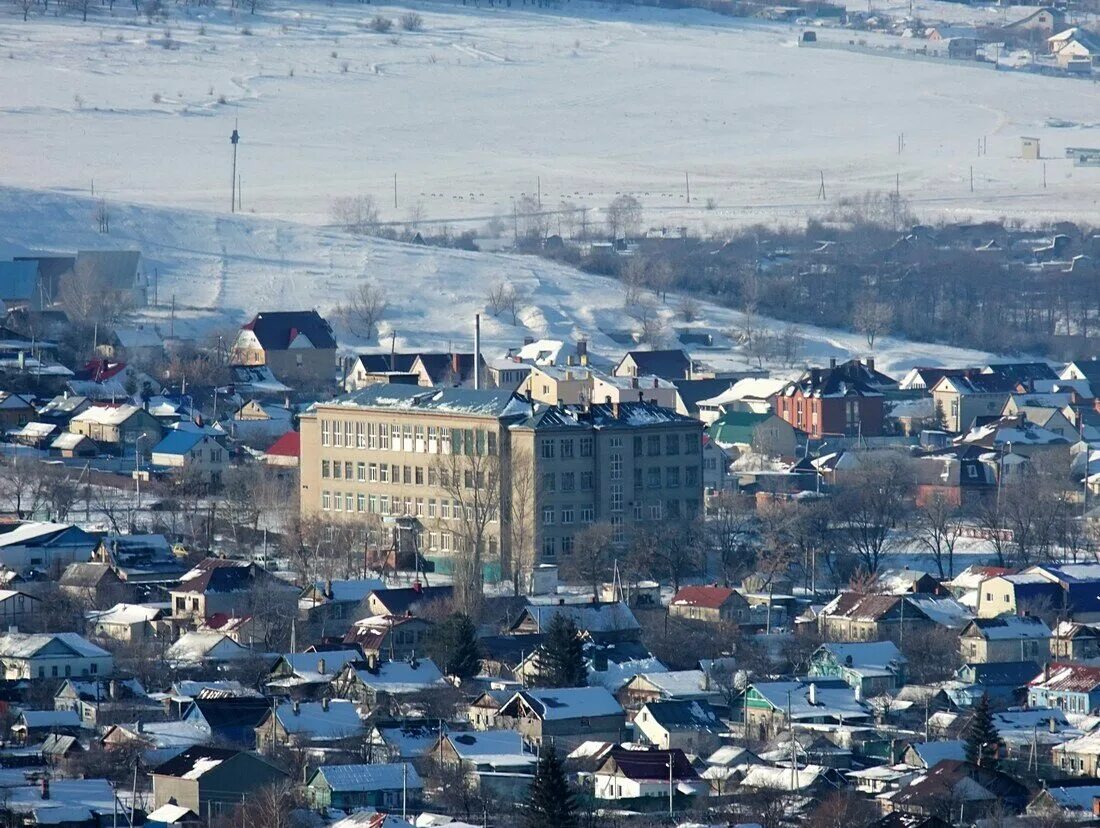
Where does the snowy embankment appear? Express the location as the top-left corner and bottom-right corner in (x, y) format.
(0, 185), (999, 377)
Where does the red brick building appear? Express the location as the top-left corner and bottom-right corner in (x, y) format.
(770, 359), (892, 439)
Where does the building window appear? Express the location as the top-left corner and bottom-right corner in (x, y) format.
(345, 493), (354, 512)
(441, 428), (452, 454)
(580, 437), (593, 457)
(542, 537), (556, 558)
(562, 507), (574, 524)
(666, 434), (680, 455)
(344, 461), (353, 479)
(561, 439), (574, 458)
(322, 460), (331, 479)
(415, 426), (425, 452)
(541, 439), (555, 459)
(322, 491), (331, 511)
(581, 507), (594, 523)
(633, 436), (643, 457)
(647, 436), (660, 456)
(561, 472), (575, 492)
(667, 467), (680, 488)
(428, 499), (437, 518)
(562, 536), (574, 555)
(685, 466), (698, 487)
(542, 507), (555, 525)
(609, 454), (622, 480)
(487, 432), (498, 455)
(633, 468), (643, 491)
(334, 492), (343, 512)
(357, 462), (366, 482)
(581, 472), (594, 491)
(647, 468), (661, 488)
(416, 498), (425, 517)
(610, 484), (623, 513)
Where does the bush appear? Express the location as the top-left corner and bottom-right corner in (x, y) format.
(399, 12), (422, 30)
(369, 15), (392, 32)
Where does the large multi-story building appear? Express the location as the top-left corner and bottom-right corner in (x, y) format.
(298, 386), (704, 574)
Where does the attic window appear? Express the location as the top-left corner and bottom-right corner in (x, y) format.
(967, 466), (978, 479)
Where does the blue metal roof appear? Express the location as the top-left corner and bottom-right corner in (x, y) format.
(152, 431), (208, 456)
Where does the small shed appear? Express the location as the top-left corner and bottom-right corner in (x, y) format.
(1021, 137), (1041, 159)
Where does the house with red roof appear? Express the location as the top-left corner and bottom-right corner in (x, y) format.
(668, 585), (749, 625)
(229, 311), (337, 387)
(1028, 663), (1100, 713)
(262, 430), (300, 468)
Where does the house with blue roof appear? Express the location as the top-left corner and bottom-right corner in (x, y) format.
(150, 431), (227, 485)
(304, 762), (422, 812)
(0, 260), (46, 310)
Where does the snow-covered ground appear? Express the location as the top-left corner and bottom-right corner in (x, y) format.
(1, 0), (1099, 231)
(0, 185), (1000, 375)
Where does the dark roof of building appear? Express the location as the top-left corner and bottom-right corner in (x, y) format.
(369, 585), (454, 616)
(641, 699), (720, 731)
(478, 634), (544, 664)
(672, 378), (736, 412)
(781, 359), (890, 399)
(178, 559), (280, 595)
(189, 697), (272, 733)
(325, 385), (525, 419)
(518, 400), (702, 431)
(984, 362), (1058, 383)
(356, 353), (421, 373)
(958, 661), (1039, 686)
(75, 250), (141, 290)
(936, 371), (1017, 395)
(822, 592), (921, 622)
(152, 745), (241, 777)
(59, 562), (118, 588)
(0, 261), (40, 301)
(413, 353), (485, 384)
(890, 759), (1027, 808)
(600, 747), (698, 781)
(617, 349), (692, 380)
(242, 311), (336, 352)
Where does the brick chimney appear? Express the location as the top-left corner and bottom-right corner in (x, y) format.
(40, 778), (49, 801)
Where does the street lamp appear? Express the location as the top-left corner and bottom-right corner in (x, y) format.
(134, 432), (150, 512)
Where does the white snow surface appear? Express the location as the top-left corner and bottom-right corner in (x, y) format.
(2, 0), (1099, 227)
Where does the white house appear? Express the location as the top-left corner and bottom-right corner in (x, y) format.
(0, 632), (113, 680)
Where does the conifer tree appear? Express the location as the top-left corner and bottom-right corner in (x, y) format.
(534, 613), (587, 688)
(964, 692), (1002, 769)
(424, 612), (481, 679)
(525, 744), (577, 828)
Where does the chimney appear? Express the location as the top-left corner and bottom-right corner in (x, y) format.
(136, 719), (144, 733)
(630, 377), (639, 389)
(524, 337), (535, 346)
(1049, 716), (1057, 734)
(324, 578), (333, 600)
(557, 399), (564, 409)
(866, 357), (875, 372)
(829, 357), (836, 369)
(611, 400), (620, 419)
(652, 377), (659, 389)
(637, 391), (644, 402)
(451, 352), (461, 379)
(321, 697), (330, 712)
(566, 354), (575, 366)
(577, 339), (588, 360)
(412, 580), (423, 594)
(474, 314), (481, 391)
(558, 598), (565, 606)
(292, 700), (300, 715)
(318, 658), (327, 676)
(109, 680), (119, 701)
(366, 654), (379, 674)
(40, 778), (49, 801)
(807, 683), (817, 705)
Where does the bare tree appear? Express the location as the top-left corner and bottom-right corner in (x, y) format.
(92, 199), (110, 233)
(633, 519), (705, 593)
(486, 283), (526, 325)
(605, 194), (642, 240)
(16, 0), (35, 22)
(853, 296), (893, 350)
(834, 452), (914, 574)
(515, 195), (548, 240)
(59, 258), (132, 327)
(708, 491), (756, 586)
(338, 280), (388, 339)
(433, 446), (503, 617)
(911, 492), (966, 579)
(778, 323), (804, 367)
(676, 294), (701, 323)
(559, 522), (615, 598)
(506, 447), (538, 596)
(331, 195), (381, 235)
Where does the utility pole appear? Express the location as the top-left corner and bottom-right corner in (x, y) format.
(230, 120), (241, 213)
(394, 173), (398, 209)
(970, 165), (974, 192)
(817, 171), (826, 201)
(536, 176), (541, 208)
(685, 171), (690, 204)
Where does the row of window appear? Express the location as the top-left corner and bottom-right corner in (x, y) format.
(320, 420), (498, 456)
(320, 490), (498, 522)
(321, 460), (492, 490)
(539, 433), (693, 460)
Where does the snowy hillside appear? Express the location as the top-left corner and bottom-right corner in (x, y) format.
(0, 186), (998, 376)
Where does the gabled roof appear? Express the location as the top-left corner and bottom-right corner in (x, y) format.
(510, 601), (641, 634)
(1030, 662), (1100, 692)
(240, 311), (336, 352)
(264, 430), (300, 458)
(596, 747), (697, 781)
(781, 359), (888, 399)
(639, 699), (721, 731)
(708, 411), (777, 446)
(501, 687), (624, 721)
(669, 585), (739, 610)
(820, 592), (929, 623)
(152, 430), (214, 456)
(0, 632), (109, 660)
(816, 641), (906, 671)
(75, 250), (140, 290)
(273, 699), (365, 738)
(310, 763), (422, 792)
(369, 585), (454, 615)
(615, 349), (692, 380)
(961, 615), (1051, 640)
(153, 745), (242, 778)
(0, 261), (40, 301)
(177, 559), (284, 595)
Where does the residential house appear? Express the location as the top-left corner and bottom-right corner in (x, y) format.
(164, 632), (250, 669)
(931, 372), (1016, 433)
(1051, 621), (1100, 660)
(230, 400), (293, 441)
(255, 699), (366, 753)
(616, 670), (721, 715)
(701, 436), (734, 494)
(1048, 27), (1100, 68)
(59, 562), (129, 608)
(958, 615), (1051, 663)
(299, 578), (385, 623)
(1, 777), (119, 828)
(593, 748), (705, 803)
(742, 679), (871, 740)
(429, 730), (535, 795)
(150, 746), (287, 814)
(170, 559), (295, 623)
(343, 615), (432, 661)
(11, 709), (81, 744)
(613, 349), (693, 381)
(150, 431), (228, 486)
(633, 699), (722, 755)
(1028, 663), (1100, 713)
(943, 661), (1039, 708)
(409, 352), (487, 387)
(0, 632), (113, 680)
(92, 533), (187, 586)
(7, 421), (57, 449)
(667, 586), (750, 625)
(364, 585), (454, 619)
(506, 601), (642, 645)
(771, 359), (889, 439)
(817, 593), (935, 642)
(495, 687), (627, 749)
(305, 763), (422, 812)
(1028, 785), (1100, 819)
(230, 310), (337, 386)
(885, 759), (1028, 821)
(54, 677), (162, 729)
(262, 430), (300, 468)
(363, 720), (439, 764)
(329, 657), (446, 710)
(1052, 732), (1100, 776)
(977, 564), (1100, 620)
(1005, 6), (1066, 34)
(707, 411), (798, 459)
(68, 403), (162, 451)
(0, 590), (39, 627)
(50, 432), (97, 458)
(0, 522), (98, 572)
(0, 392), (36, 431)
(86, 603), (170, 642)
(181, 696), (272, 747)
(808, 641), (907, 695)
(264, 649), (361, 698)
(696, 377), (788, 423)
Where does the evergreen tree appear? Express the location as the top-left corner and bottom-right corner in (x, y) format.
(963, 692), (1002, 769)
(930, 399), (948, 431)
(534, 613), (587, 688)
(525, 744), (578, 828)
(424, 612), (481, 679)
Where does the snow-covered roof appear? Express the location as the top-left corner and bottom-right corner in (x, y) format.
(70, 403), (143, 426)
(276, 699), (364, 739)
(86, 603), (165, 625)
(351, 658), (446, 693)
(165, 633), (248, 664)
(446, 731), (535, 764)
(312, 763), (422, 792)
(628, 670), (707, 697)
(0, 632), (109, 659)
(504, 687), (624, 720)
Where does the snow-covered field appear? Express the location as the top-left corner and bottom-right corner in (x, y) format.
(0, 185), (999, 375)
(1, 0), (1099, 231)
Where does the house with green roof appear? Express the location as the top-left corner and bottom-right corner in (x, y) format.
(707, 411), (797, 459)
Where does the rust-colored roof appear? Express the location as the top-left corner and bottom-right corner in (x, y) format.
(823, 592), (903, 621)
(1029, 662), (1100, 692)
(670, 585), (737, 609)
